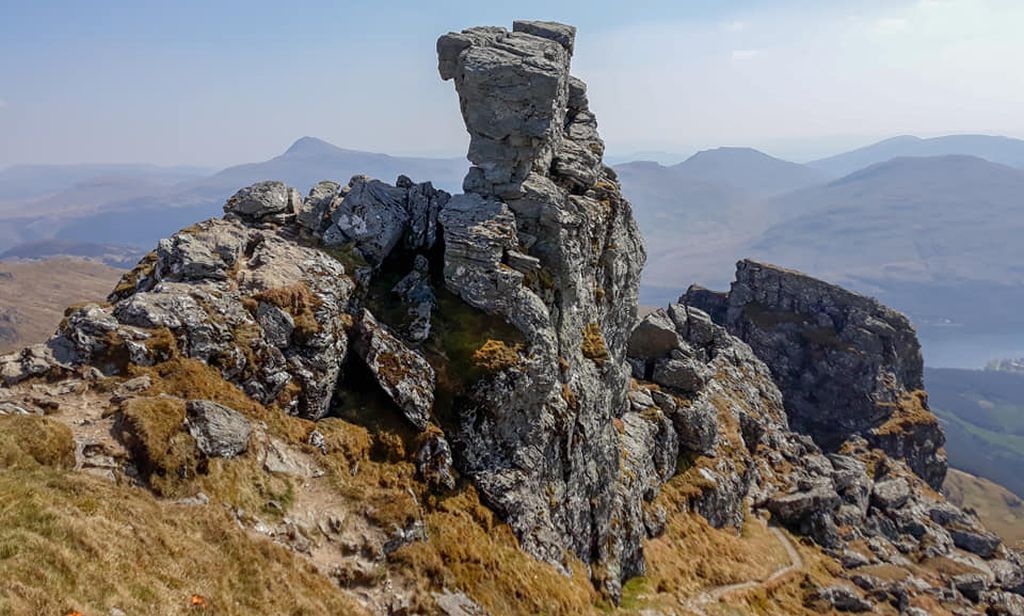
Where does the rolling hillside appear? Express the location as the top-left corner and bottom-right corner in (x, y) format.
(0, 258), (123, 354)
(926, 367), (1024, 497)
(943, 469), (1024, 549)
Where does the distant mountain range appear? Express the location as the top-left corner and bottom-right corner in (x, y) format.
(3, 133), (1023, 368)
(621, 139), (1024, 367)
(0, 137), (468, 255)
(807, 134), (1024, 177)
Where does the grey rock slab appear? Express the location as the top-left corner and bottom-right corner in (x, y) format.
(871, 477), (911, 510)
(353, 310), (435, 431)
(223, 180), (300, 221)
(185, 400), (252, 459)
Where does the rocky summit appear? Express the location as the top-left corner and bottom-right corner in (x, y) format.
(1, 20), (1023, 616)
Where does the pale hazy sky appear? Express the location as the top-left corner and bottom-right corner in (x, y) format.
(2, 0), (1023, 167)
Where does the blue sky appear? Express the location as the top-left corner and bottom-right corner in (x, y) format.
(2, 0), (1023, 166)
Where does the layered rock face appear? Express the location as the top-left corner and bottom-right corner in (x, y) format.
(683, 259), (947, 488)
(436, 21), (649, 593)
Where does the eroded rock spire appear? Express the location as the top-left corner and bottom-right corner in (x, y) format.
(436, 21), (650, 596)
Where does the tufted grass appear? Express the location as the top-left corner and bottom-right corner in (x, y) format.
(0, 467), (367, 616)
(0, 415), (75, 470)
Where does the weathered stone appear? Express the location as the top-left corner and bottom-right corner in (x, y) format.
(416, 430), (456, 492)
(651, 356), (708, 392)
(324, 177), (409, 265)
(628, 311), (681, 359)
(353, 310), (435, 430)
(872, 477), (911, 510)
(952, 572), (988, 602)
(298, 180), (341, 233)
(815, 585), (873, 612)
(682, 259), (947, 489)
(436, 21), (646, 599)
(185, 400), (252, 459)
(224, 181), (300, 221)
(984, 591), (1024, 616)
(767, 485), (841, 523)
(950, 527), (1002, 558)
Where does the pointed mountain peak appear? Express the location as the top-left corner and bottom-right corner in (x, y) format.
(283, 136), (344, 158)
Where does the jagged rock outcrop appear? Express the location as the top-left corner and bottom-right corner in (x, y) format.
(436, 20), (647, 596)
(4, 18), (1024, 616)
(683, 259), (947, 489)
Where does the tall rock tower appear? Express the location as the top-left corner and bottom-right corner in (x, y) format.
(436, 21), (651, 595)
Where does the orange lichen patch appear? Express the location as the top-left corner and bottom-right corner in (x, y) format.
(581, 322), (609, 364)
(472, 339), (522, 373)
(561, 383), (579, 410)
(375, 351), (409, 389)
(874, 390), (938, 436)
(252, 282), (323, 339)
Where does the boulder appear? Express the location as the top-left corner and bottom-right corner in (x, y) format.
(950, 527), (1002, 558)
(814, 585), (873, 612)
(223, 181), (300, 221)
(767, 485), (841, 523)
(628, 311), (681, 359)
(297, 180), (342, 233)
(952, 572), (988, 602)
(185, 400), (252, 459)
(871, 477), (911, 510)
(984, 591), (1024, 616)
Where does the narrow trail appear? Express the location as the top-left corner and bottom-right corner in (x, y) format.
(681, 523), (803, 616)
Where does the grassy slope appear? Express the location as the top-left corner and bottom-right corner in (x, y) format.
(926, 367), (1024, 497)
(0, 258), (123, 354)
(943, 469), (1024, 549)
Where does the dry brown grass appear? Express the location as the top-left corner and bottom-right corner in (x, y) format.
(0, 415), (75, 470)
(118, 397), (198, 496)
(944, 468), (1024, 548)
(0, 468), (367, 615)
(642, 508), (789, 596)
(108, 251), (157, 302)
(875, 390), (938, 436)
(390, 487), (599, 616)
(252, 283), (322, 340)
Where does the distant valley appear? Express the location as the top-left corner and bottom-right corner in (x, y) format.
(0, 258), (122, 354)
(927, 366), (1024, 498)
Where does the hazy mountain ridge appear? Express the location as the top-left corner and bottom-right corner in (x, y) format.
(808, 134), (1024, 176)
(4, 134), (1024, 368)
(0, 137), (470, 255)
